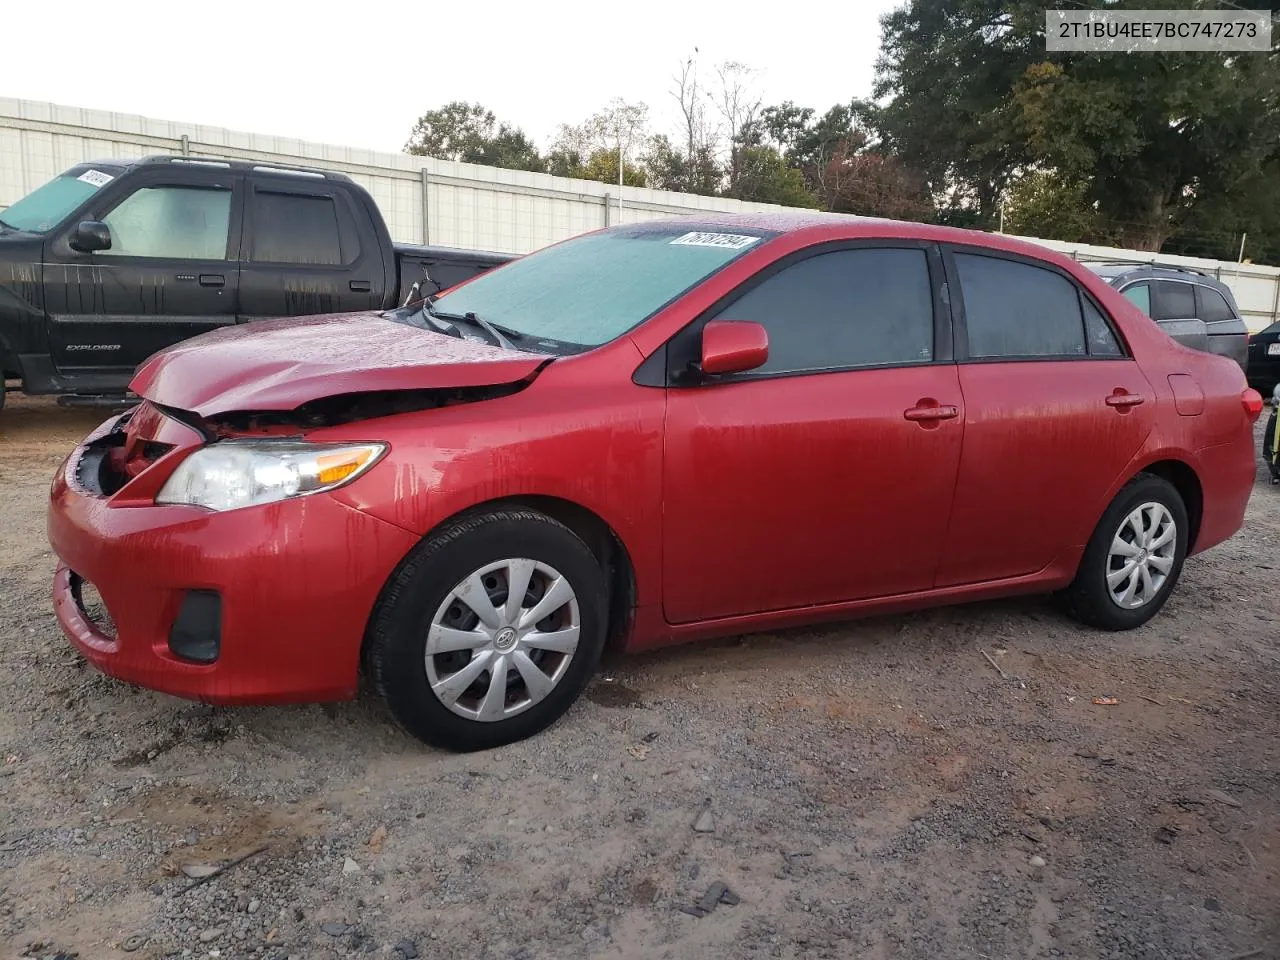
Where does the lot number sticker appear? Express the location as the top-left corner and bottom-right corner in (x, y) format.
(669, 232), (760, 250)
(76, 170), (114, 188)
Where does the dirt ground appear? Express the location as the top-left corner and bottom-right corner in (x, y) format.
(0, 392), (1276, 960)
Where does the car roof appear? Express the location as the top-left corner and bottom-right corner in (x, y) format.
(65, 155), (355, 184)
(1083, 261), (1228, 287)
(629, 211), (1083, 264)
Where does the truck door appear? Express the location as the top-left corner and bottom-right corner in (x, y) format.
(237, 176), (386, 320)
(43, 165), (243, 381)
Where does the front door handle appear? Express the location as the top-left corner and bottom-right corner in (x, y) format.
(198, 274), (225, 288)
(904, 401), (960, 423)
(1105, 390), (1145, 409)
(349, 280), (372, 293)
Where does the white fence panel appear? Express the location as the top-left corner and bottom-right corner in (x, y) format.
(2, 97), (1277, 330)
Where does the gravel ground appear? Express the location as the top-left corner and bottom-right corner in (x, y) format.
(1, 393), (1277, 960)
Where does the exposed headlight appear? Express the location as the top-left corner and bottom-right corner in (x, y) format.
(156, 441), (386, 512)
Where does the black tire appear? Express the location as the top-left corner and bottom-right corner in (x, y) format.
(367, 508), (607, 751)
(1062, 474), (1189, 631)
(1264, 409), (1279, 482)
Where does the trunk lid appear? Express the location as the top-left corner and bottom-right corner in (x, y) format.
(129, 312), (548, 416)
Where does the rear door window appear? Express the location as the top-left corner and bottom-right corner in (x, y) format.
(1196, 285), (1236, 323)
(251, 192), (343, 265)
(953, 252), (1086, 358)
(1151, 281), (1196, 321)
(709, 247), (935, 375)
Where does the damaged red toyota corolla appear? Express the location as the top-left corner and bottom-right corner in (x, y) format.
(48, 215), (1262, 751)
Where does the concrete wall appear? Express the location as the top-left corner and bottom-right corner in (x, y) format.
(3, 97), (1277, 331)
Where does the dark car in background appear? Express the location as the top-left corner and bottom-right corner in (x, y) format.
(1086, 263), (1249, 372)
(0, 156), (513, 413)
(1245, 321), (1280, 397)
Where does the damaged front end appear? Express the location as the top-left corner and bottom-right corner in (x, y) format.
(73, 377), (536, 504)
(203, 380), (533, 437)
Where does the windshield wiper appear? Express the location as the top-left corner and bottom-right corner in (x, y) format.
(412, 300), (463, 339)
(422, 299), (517, 351)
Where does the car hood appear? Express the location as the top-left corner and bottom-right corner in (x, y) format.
(129, 311), (549, 416)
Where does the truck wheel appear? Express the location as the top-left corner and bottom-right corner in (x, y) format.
(1062, 474), (1189, 631)
(367, 509), (608, 751)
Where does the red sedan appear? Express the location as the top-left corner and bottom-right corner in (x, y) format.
(48, 215), (1263, 751)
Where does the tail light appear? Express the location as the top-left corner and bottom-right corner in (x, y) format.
(1242, 388), (1263, 421)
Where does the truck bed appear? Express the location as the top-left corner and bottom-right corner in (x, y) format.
(394, 244), (516, 304)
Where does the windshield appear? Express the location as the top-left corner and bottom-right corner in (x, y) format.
(0, 170), (115, 233)
(430, 224), (774, 348)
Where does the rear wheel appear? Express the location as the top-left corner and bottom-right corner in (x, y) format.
(1063, 474), (1188, 631)
(367, 509), (607, 751)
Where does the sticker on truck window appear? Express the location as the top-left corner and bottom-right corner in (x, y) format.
(76, 170), (114, 188)
(669, 232), (760, 250)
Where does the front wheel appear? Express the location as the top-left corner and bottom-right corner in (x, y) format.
(366, 509), (608, 751)
(1062, 474), (1189, 631)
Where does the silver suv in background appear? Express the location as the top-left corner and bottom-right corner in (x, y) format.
(1085, 263), (1249, 372)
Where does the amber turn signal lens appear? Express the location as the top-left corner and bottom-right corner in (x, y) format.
(316, 449), (378, 486)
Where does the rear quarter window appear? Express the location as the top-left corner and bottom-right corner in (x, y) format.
(1196, 285), (1237, 323)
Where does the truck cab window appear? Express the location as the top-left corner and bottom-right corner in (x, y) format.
(101, 185), (232, 260)
(252, 192), (343, 265)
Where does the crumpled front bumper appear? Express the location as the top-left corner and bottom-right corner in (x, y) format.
(48, 412), (418, 705)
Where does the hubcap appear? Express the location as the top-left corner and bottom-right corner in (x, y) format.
(424, 558), (581, 722)
(1106, 502), (1177, 610)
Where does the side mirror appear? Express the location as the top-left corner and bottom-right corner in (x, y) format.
(69, 220), (111, 253)
(700, 319), (769, 376)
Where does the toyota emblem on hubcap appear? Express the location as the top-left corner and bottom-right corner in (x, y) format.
(494, 627), (517, 650)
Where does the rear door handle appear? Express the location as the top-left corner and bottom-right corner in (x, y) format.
(1105, 391), (1145, 409)
(198, 274), (225, 288)
(904, 402), (959, 422)
(349, 280), (372, 293)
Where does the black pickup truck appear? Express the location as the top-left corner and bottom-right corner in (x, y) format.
(0, 156), (513, 409)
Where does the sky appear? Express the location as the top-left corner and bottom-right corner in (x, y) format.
(4, 0), (902, 155)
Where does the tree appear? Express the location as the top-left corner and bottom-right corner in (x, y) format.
(642, 134), (721, 194)
(553, 99), (651, 187)
(874, 0), (1042, 226)
(1002, 170), (1101, 243)
(1165, 157), (1280, 263)
(649, 53), (725, 195)
(1012, 48), (1280, 251)
(405, 102), (544, 172)
(546, 147), (647, 187)
(756, 100), (881, 208)
(673, 55), (718, 177)
(723, 145), (816, 207)
(716, 61), (763, 193)
(821, 147), (934, 221)
(875, 0), (1280, 251)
